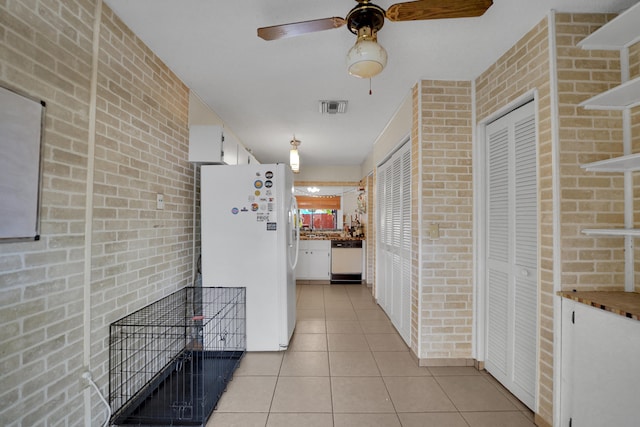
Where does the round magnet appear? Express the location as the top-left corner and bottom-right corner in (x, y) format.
(265, 171), (273, 179)
(251, 203), (259, 211)
(254, 180), (263, 189)
(255, 190), (261, 196)
(231, 207), (239, 215)
(265, 180), (273, 188)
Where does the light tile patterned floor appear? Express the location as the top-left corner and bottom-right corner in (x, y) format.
(208, 283), (535, 427)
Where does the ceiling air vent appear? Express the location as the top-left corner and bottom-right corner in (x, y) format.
(319, 100), (348, 114)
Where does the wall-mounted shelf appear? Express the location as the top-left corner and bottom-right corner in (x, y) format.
(577, 2), (640, 50)
(582, 229), (640, 237)
(581, 152), (640, 172)
(578, 76), (640, 110)
(578, 2), (640, 293)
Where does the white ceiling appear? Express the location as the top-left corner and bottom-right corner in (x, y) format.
(104, 0), (637, 167)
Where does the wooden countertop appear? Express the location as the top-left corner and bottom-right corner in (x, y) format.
(558, 291), (640, 321)
(300, 236), (365, 241)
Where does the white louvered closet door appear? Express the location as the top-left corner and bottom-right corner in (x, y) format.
(376, 141), (411, 344)
(484, 101), (537, 410)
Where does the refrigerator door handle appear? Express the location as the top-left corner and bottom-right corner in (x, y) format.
(289, 195), (300, 269)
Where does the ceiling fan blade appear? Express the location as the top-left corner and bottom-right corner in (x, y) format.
(386, 0), (493, 22)
(258, 17), (346, 41)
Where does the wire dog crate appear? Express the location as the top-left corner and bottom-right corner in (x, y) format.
(109, 287), (246, 426)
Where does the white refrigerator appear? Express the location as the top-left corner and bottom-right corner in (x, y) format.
(200, 163), (299, 351)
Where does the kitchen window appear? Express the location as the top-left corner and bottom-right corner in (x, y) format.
(300, 209), (338, 230)
(296, 195), (341, 231)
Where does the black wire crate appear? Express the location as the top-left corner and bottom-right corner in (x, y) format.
(109, 287), (246, 426)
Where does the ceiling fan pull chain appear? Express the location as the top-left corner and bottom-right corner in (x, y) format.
(369, 78), (372, 95)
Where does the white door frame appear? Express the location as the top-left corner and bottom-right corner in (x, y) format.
(473, 89), (540, 410)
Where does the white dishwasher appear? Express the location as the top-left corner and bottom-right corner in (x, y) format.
(330, 240), (363, 284)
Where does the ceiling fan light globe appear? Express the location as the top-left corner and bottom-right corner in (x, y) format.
(346, 39), (387, 78)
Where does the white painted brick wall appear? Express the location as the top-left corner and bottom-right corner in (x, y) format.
(0, 1), (195, 425)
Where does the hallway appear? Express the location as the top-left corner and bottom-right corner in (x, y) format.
(208, 283), (535, 426)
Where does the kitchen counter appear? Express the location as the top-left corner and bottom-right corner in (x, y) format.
(300, 234), (364, 241)
(558, 290), (640, 321)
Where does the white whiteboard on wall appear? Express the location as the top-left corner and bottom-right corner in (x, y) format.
(0, 86), (45, 242)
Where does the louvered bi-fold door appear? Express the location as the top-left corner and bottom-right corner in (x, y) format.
(485, 101), (537, 410)
(376, 141), (412, 344)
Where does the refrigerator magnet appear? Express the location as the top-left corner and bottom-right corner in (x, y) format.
(231, 207), (239, 215)
(266, 222), (277, 231)
(254, 180), (263, 189)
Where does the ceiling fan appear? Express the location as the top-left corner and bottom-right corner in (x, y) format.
(257, 0), (493, 79)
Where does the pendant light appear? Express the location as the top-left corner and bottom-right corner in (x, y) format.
(290, 136), (301, 173)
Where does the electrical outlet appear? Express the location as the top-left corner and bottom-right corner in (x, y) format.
(156, 193), (164, 210)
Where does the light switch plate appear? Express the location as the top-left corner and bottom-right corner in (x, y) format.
(428, 223), (439, 239)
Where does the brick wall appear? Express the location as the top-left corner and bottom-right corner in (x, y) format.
(365, 173), (375, 287)
(88, 3), (193, 406)
(630, 41), (640, 286)
(556, 13), (624, 291)
(410, 83), (420, 356)
(0, 0), (93, 424)
(475, 16), (553, 424)
(0, 1), (195, 425)
(418, 81), (473, 362)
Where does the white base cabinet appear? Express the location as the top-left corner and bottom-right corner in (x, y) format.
(295, 240), (330, 280)
(561, 298), (640, 427)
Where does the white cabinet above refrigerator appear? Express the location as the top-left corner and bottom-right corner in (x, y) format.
(189, 125), (239, 164)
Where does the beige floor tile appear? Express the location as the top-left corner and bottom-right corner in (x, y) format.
(207, 412), (268, 427)
(266, 413), (333, 427)
(429, 366), (484, 376)
(397, 412), (469, 427)
(348, 297), (379, 309)
(327, 333), (370, 351)
(331, 377), (395, 413)
(333, 413), (401, 427)
(213, 283), (537, 425)
(271, 377), (332, 413)
(365, 333), (409, 351)
(296, 309), (325, 320)
(329, 351), (380, 376)
(435, 376), (518, 412)
(297, 297), (325, 309)
(324, 307), (358, 320)
(324, 284), (348, 294)
(325, 320), (364, 334)
(461, 411), (537, 427)
(355, 308), (390, 321)
(288, 333), (327, 351)
(280, 351), (329, 376)
(294, 319), (326, 334)
(359, 319), (397, 334)
(214, 376), (277, 412)
(484, 374), (531, 411)
(234, 352), (283, 376)
(344, 283), (372, 296)
(373, 351), (431, 376)
(384, 376), (457, 412)
(323, 297), (353, 309)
